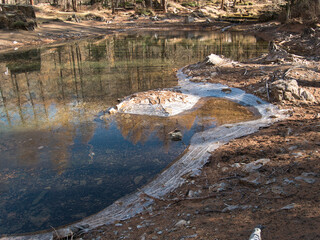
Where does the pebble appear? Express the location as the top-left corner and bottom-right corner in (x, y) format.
(175, 219), (187, 227)
(291, 152), (304, 157)
(281, 203), (296, 210)
(295, 175), (316, 184)
(222, 205), (252, 212)
(243, 158), (270, 173)
(231, 163), (242, 168)
(209, 182), (228, 192)
(115, 223), (123, 227)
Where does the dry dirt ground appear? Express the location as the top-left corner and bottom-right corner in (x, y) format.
(1, 4), (319, 240)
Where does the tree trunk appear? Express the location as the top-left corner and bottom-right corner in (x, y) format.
(30, 0), (34, 5)
(72, 0), (77, 11)
(111, 0), (115, 14)
(162, 0), (167, 13)
(220, 0), (224, 10)
(285, 0), (291, 22)
(145, 0), (152, 9)
(1, 0), (5, 4)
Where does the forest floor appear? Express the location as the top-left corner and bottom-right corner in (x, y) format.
(1, 3), (320, 240)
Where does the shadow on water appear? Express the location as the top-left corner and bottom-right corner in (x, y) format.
(0, 31), (267, 234)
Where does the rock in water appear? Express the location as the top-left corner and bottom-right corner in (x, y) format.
(249, 227), (261, 240)
(169, 129), (182, 141)
(206, 54), (225, 65)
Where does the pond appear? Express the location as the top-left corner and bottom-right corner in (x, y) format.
(0, 31), (268, 235)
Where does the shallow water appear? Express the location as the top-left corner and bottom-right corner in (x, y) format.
(0, 31), (267, 234)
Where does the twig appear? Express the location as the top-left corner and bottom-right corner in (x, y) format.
(138, 188), (218, 204)
(266, 78), (270, 101)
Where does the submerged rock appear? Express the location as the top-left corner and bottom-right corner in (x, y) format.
(169, 129), (183, 141)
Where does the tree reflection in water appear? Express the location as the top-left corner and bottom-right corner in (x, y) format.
(0, 31), (267, 234)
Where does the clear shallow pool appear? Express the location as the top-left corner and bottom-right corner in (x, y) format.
(0, 31), (267, 234)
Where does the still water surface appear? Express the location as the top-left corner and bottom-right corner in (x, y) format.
(0, 31), (267, 234)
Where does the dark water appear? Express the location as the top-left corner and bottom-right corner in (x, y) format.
(0, 31), (267, 234)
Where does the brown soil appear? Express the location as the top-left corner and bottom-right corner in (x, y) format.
(1, 3), (319, 240)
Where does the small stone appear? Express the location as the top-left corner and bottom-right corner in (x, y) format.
(222, 205), (252, 212)
(271, 186), (285, 195)
(38, 146), (44, 150)
(140, 233), (147, 240)
(231, 163), (242, 168)
(291, 152), (304, 157)
(169, 129), (182, 141)
(288, 145), (298, 151)
(243, 158), (270, 173)
(283, 178), (295, 185)
(187, 190), (195, 198)
(206, 54), (225, 65)
(221, 167), (229, 172)
(108, 107), (117, 114)
(295, 175), (316, 184)
(115, 223), (123, 227)
(240, 173), (262, 186)
(209, 182), (228, 192)
(221, 88), (232, 94)
(175, 220), (187, 227)
(281, 203), (296, 210)
(134, 175), (144, 185)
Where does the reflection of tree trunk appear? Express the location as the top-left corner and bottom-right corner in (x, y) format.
(11, 74), (24, 124)
(70, 46), (79, 100)
(58, 49), (66, 102)
(0, 81), (11, 126)
(25, 72), (37, 122)
(161, 38), (167, 60)
(37, 76), (49, 120)
(75, 44), (85, 99)
(98, 70), (103, 96)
